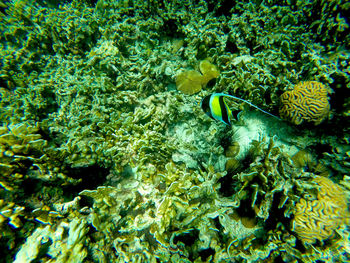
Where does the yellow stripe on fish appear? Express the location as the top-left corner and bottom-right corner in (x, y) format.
(200, 93), (280, 125)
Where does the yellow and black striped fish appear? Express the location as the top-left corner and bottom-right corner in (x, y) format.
(200, 93), (279, 125)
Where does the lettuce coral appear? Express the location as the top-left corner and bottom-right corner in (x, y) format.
(279, 81), (332, 125)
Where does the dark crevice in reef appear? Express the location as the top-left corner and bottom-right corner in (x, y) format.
(62, 165), (110, 199)
(172, 229), (200, 261)
(218, 173), (237, 197)
(198, 247), (215, 261)
(208, 0), (236, 17)
(161, 18), (185, 39)
(264, 192), (290, 231)
(329, 74), (347, 114)
(240, 153), (256, 171)
(78, 194), (95, 210)
(328, 74), (350, 134)
(225, 35), (239, 54)
(235, 198), (256, 219)
(294, 238), (306, 253)
(310, 143), (332, 160)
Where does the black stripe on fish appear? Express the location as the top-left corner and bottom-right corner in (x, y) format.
(219, 96), (230, 125)
(201, 95), (214, 120)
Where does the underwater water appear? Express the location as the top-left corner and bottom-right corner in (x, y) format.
(0, 0), (350, 262)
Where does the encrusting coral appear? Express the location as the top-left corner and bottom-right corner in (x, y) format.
(279, 81), (332, 125)
(291, 176), (350, 245)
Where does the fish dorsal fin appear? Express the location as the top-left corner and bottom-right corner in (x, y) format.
(214, 93), (281, 120)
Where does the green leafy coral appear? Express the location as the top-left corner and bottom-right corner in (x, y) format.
(0, 0), (99, 89)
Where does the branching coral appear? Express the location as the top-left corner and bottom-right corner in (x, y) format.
(292, 176), (350, 245)
(279, 81), (332, 125)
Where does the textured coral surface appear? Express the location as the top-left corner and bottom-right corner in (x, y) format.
(279, 81), (331, 125)
(0, 0), (349, 262)
(292, 176), (350, 244)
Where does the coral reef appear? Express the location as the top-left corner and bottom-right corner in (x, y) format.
(279, 81), (332, 125)
(0, 200), (25, 230)
(0, 0), (349, 262)
(0, 122), (80, 189)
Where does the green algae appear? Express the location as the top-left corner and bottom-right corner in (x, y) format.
(0, 0), (349, 262)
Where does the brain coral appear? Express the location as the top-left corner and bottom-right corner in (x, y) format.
(291, 176), (350, 244)
(279, 81), (331, 125)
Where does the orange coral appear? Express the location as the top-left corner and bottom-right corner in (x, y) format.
(175, 60), (220, 95)
(291, 176), (350, 244)
(279, 81), (331, 125)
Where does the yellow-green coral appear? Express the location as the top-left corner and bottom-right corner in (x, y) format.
(0, 122), (79, 189)
(0, 123), (46, 191)
(14, 218), (89, 263)
(175, 70), (204, 95)
(1, 0), (349, 262)
(175, 60), (220, 95)
(279, 81), (331, 125)
(199, 59), (220, 85)
(0, 199), (25, 230)
(291, 176), (350, 244)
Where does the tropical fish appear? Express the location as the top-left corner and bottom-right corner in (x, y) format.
(200, 93), (280, 125)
